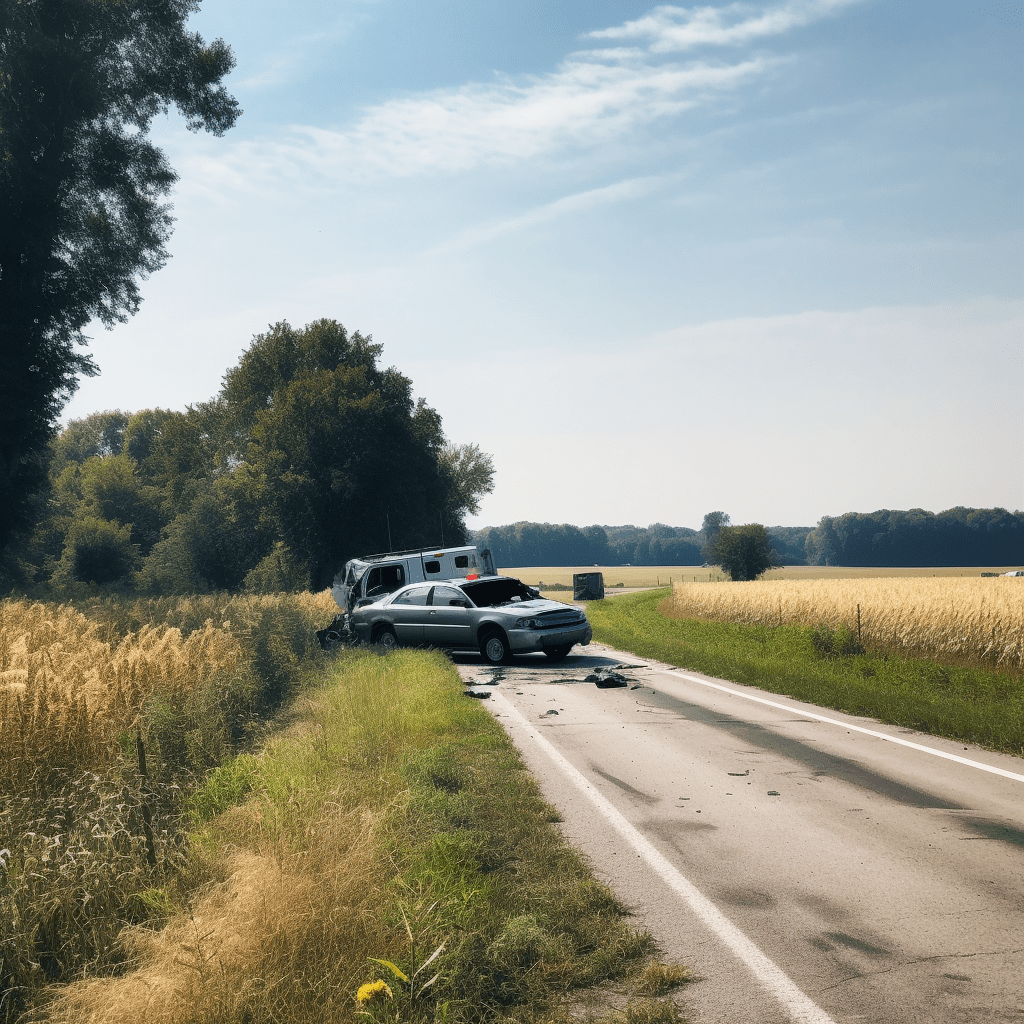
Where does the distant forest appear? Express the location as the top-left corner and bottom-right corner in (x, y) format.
(472, 507), (1023, 568)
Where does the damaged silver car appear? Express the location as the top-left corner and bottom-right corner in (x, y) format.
(350, 575), (592, 663)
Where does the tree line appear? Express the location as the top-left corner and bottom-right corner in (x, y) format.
(471, 516), (810, 568)
(803, 507), (1024, 567)
(474, 507), (1022, 571)
(0, 320), (494, 596)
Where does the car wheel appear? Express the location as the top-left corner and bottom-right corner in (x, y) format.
(480, 629), (512, 664)
(374, 625), (398, 651)
(544, 644), (572, 662)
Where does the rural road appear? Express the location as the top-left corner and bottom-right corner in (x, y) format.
(454, 642), (1024, 1024)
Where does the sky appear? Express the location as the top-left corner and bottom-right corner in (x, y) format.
(62, 0), (1023, 531)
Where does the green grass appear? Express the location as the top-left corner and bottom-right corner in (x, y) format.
(587, 590), (1024, 756)
(37, 648), (689, 1024)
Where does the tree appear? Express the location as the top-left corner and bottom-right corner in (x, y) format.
(0, 0), (240, 554)
(700, 511), (730, 563)
(438, 443), (495, 519)
(712, 524), (775, 581)
(221, 320), (493, 590)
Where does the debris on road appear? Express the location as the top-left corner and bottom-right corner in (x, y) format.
(586, 669), (630, 688)
(464, 690), (491, 699)
(767, 790), (781, 796)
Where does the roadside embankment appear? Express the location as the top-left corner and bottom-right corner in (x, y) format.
(27, 647), (690, 1024)
(586, 589), (1024, 756)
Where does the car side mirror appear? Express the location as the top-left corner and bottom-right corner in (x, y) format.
(356, 598), (373, 608)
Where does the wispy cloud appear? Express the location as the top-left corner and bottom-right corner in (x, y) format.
(427, 175), (670, 254)
(173, 1), (867, 191)
(591, 1), (867, 52)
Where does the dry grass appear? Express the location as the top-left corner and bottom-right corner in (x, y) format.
(0, 591), (337, 1020)
(35, 650), (676, 1024)
(503, 564), (1021, 589)
(665, 576), (1024, 671)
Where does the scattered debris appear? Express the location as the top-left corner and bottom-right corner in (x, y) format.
(543, 709), (559, 716)
(767, 790), (780, 796)
(630, 684), (642, 690)
(728, 771), (750, 777)
(586, 669), (630, 688)
(464, 690), (491, 700)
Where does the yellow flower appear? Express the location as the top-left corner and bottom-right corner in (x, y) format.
(356, 979), (394, 1004)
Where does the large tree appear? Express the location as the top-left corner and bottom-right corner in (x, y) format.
(221, 319), (492, 591)
(0, 0), (240, 553)
(712, 523), (775, 581)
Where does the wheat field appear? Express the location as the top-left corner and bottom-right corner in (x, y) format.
(0, 592), (336, 1017)
(665, 576), (1024, 670)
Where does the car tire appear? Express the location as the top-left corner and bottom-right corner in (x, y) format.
(480, 629), (512, 665)
(373, 625), (398, 651)
(544, 644), (573, 662)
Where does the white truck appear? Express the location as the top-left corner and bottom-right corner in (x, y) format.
(317, 544), (496, 647)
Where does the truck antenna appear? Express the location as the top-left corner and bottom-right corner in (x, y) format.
(439, 512), (445, 548)
(386, 512), (393, 552)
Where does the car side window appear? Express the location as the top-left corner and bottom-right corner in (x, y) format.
(393, 585), (432, 606)
(431, 586), (466, 607)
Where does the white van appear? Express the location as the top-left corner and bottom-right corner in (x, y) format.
(331, 545), (496, 616)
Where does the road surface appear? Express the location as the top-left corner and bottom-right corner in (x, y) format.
(455, 642), (1024, 1024)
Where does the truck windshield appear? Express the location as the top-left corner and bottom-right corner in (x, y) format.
(460, 578), (535, 607)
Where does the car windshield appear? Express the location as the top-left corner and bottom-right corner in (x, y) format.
(459, 578), (536, 607)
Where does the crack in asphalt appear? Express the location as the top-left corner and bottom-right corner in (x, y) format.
(818, 948), (1024, 992)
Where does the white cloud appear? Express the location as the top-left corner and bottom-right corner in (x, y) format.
(426, 176), (670, 255)
(591, 1), (867, 52)
(166, 0), (875, 191)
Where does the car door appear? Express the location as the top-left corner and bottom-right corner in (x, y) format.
(386, 584), (432, 644)
(424, 585), (474, 648)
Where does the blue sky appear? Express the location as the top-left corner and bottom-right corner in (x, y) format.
(64, 0), (1023, 530)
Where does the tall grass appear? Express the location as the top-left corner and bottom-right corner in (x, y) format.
(666, 577), (1024, 672)
(35, 650), (682, 1024)
(0, 592), (335, 1020)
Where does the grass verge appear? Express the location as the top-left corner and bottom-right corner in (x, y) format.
(587, 590), (1024, 756)
(32, 648), (690, 1024)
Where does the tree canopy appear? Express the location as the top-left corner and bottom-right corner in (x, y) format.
(711, 524), (776, 581)
(0, 0), (239, 554)
(2, 320), (495, 596)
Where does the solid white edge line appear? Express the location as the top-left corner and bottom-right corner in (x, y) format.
(492, 690), (839, 1024)
(663, 671), (1024, 784)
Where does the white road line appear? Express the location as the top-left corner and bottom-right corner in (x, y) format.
(492, 690), (839, 1024)
(662, 670), (1024, 784)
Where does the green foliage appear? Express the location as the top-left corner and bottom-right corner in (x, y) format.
(0, 0), (239, 556)
(243, 542), (311, 595)
(805, 506), (1024, 567)
(711, 523), (775, 581)
(187, 754), (261, 824)
(220, 319), (474, 590)
(52, 516), (141, 588)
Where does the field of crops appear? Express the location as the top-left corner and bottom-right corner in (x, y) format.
(0, 592), (335, 1020)
(504, 564), (1020, 589)
(665, 576), (1024, 672)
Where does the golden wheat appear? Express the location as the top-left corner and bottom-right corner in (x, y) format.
(666, 577), (1024, 669)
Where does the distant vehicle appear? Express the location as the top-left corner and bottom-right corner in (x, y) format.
(1002, 570), (1024, 577)
(317, 544), (495, 647)
(350, 575), (593, 664)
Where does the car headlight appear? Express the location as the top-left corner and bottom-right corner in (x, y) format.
(514, 617), (541, 629)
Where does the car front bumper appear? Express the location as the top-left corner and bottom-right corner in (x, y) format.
(507, 621), (592, 653)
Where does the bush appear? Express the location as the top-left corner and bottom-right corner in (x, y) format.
(52, 517), (140, 588)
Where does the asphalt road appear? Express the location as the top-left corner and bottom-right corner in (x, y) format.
(455, 642), (1024, 1024)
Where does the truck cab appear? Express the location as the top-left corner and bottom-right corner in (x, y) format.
(331, 545), (496, 615)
